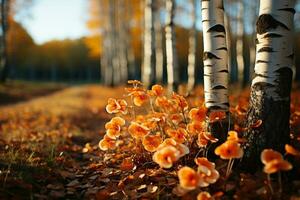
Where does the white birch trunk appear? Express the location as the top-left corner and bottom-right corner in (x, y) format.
(154, 0), (164, 83)
(248, 1), (258, 83)
(224, 13), (232, 83)
(142, 0), (155, 87)
(244, 0), (296, 164)
(117, 0), (128, 83)
(202, 0), (229, 111)
(187, 0), (197, 92)
(252, 0), (295, 100)
(111, 0), (121, 86)
(236, 0), (244, 85)
(165, 0), (179, 90)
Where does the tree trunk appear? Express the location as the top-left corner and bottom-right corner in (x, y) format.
(248, 1), (258, 84)
(202, 0), (229, 112)
(142, 0), (155, 87)
(0, 0), (9, 83)
(125, 0), (136, 81)
(236, 0), (245, 86)
(110, 0), (121, 86)
(165, 0), (179, 91)
(187, 0), (197, 93)
(117, 0), (128, 84)
(244, 0), (296, 167)
(154, 0), (163, 84)
(202, 0), (229, 141)
(224, 13), (232, 83)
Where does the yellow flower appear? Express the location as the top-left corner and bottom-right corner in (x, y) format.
(133, 91), (148, 106)
(105, 98), (127, 114)
(195, 157), (219, 187)
(285, 144), (300, 156)
(263, 159), (292, 174)
(172, 93), (188, 111)
(189, 107), (207, 122)
(99, 135), (116, 151)
(104, 117), (125, 139)
(260, 149), (283, 165)
(128, 122), (150, 139)
(151, 84), (164, 96)
(178, 167), (200, 190)
(166, 128), (187, 144)
(158, 138), (189, 157)
(142, 134), (163, 152)
(197, 131), (218, 148)
(187, 121), (205, 135)
(261, 149), (293, 174)
(215, 141), (244, 159)
(197, 191), (213, 200)
(153, 146), (180, 168)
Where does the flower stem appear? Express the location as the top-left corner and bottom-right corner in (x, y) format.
(267, 174), (274, 195)
(226, 158), (234, 178)
(278, 172), (282, 195)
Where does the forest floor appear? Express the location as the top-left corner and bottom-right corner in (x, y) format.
(0, 82), (300, 199)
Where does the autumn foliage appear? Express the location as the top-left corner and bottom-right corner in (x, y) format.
(98, 81), (300, 199)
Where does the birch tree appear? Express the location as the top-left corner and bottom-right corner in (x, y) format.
(224, 13), (232, 82)
(244, 0), (296, 164)
(154, 0), (163, 83)
(165, 0), (179, 91)
(236, 0), (244, 85)
(187, 0), (197, 93)
(202, 0), (229, 112)
(202, 0), (229, 140)
(142, 0), (155, 87)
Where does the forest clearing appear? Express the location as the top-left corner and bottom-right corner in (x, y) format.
(1, 0), (300, 199)
(0, 83), (299, 199)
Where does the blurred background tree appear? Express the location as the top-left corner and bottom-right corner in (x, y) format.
(0, 0), (299, 85)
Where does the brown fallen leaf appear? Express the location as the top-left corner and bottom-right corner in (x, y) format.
(49, 190), (65, 198)
(66, 179), (80, 187)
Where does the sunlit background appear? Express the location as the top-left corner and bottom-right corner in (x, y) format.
(2, 0), (300, 84)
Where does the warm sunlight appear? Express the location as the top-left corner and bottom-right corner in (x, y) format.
(0, 0), (300, 199)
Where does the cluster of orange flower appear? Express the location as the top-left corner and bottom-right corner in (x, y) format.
(99, 81), (298, 198)
(99, 81), (200, 169)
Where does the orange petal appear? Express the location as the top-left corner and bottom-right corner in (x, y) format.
(178, 166), (200, 190)
(197, 191), (212, 200)
(261, 149), (283, 165)
(285, 144), (300, 157)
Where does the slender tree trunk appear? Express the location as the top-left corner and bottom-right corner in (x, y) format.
(154, 0), (163, 83)
(187, 0), (197, 93)
(244, 0), (296, 167)
(224, 13), (232, 83)
(103, 1), (114, 86)
(117, 0), (128, 84)
(0, 0), (9, 82)
(236, 0), (245, 86)
(248, 1), (258, 83)
(202, 0), (229, 141)
(202, 0), (229, 112)
(142, 0), (155, 87)
(110, 0), (121, 86)
(125, 0), (136, 81)
(165, 0), (179, 91)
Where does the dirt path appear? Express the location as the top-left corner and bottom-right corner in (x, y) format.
(0, 85), (125, 199)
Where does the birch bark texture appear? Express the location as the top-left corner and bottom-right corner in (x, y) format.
(236, 0), (244, 85)
(165, 0), (179, 90)
(142, 0), (155, 87)
(201, 0), (229, 112)
(154, 0), (163, 83)
(244, 0), (295, 165)
(187, 0), (197, 92)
